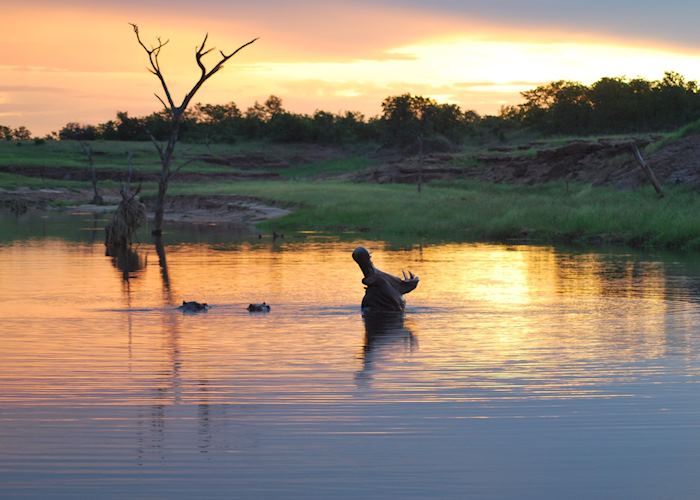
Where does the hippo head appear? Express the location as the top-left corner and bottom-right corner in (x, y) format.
(352, 246), (374, 278)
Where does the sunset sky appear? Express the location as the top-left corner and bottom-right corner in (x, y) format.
(3, 0), (700, 134)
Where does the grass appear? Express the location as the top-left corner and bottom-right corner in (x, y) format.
(279, 157), (374, 179)
(3, 138), (700, 251)
(647, 118), (700, 153)
(0, 139), (311, 175)
(0, 172), (92, 190)
(160, 179), (700, 250)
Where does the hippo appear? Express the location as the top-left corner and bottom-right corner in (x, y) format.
(177, 301), (209, 313)
(352, 246), (419, 312)
(248, 302), (271, 313)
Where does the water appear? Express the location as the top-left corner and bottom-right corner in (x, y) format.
(2, 211), (700, 499)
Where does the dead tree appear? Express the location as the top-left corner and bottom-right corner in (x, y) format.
(130, 23), (257, 235)
(79, 141), (103, 205)
(104, 184), (147, 253)
(630, 144), (664, 198)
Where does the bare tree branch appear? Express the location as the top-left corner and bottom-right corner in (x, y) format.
(181, 37), (259, 112)
(154, 93), (169, 112)
(130, 23), (176, 110)
(148, 133), (164, 161)
(170, 158), (195, 179)
(130, 23), (257, 234)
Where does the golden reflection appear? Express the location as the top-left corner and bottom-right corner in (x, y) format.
(0, 239), (699, 411)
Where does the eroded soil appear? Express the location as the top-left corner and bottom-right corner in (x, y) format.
(356, 134), (700, 189)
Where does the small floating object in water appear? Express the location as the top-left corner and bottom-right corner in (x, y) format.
(247, 302), (271, 313)
(177, 301), (209, 313)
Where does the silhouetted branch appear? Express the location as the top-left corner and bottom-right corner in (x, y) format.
(130, 23), (176, 111)
(130, 23), (257, 234)
(182, 36), (259, 112)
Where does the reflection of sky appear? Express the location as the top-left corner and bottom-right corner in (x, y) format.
(3, 232), (700, 497)
(3, 0), (700, 134)
(0, 238), (697, 405)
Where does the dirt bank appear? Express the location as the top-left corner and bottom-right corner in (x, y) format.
(153, 195), (292, 224)
(0, 187), (291, 225)
(355, 134), (700, 189)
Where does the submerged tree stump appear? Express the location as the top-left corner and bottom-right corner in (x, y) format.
(105, 185), (147, 254)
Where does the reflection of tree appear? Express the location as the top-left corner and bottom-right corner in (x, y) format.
(109, 246), (144, 282)
(154, 235), (173, 304)
(197, 379), (212, 454)
(88, 212), (100, 245)
(356, 312), (418, 386)
(135, 276), (182, 464)
(107, 244), (146, 363)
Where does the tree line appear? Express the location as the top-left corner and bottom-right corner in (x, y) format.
(5, 71), (700, 148)
(52, 94), (490, 150)
(502, 71), (700, 135)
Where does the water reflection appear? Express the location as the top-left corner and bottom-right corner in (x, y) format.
(356, 312), (417, 385)
(108, 245), (144, 282)
(154, 235), (173, 303)
(3, 212), (700, 498)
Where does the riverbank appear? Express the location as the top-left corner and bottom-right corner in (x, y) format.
(165, 180), (700, 250)
(1, 135), (699, 250)
(2, 176), (698, 250)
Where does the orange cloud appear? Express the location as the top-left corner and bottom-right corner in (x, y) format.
(4, 2), (700, 134)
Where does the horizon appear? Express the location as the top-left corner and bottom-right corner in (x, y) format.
(4, 1), (700, 135)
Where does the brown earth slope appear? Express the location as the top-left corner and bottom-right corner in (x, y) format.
(355, 134), (700, 189)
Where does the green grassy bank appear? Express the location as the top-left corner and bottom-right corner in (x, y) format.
(2, 171), (698, 250)
(158, 179), (700, 250)
(1, 136), (699, 250)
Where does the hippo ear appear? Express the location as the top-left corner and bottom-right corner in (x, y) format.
(182, 301), (186, 305)
(203, 303), (208, 307)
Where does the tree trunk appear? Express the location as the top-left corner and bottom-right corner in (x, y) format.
(130, 25), (256, 236)
(152, 176), (168, 236)
(91, 163), (102, 205)
(151, 127), (179, 236)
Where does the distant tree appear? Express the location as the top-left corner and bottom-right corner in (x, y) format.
(97, 120), (119, 140)
(310, 110), (338, 143)
(263, 95), (284, 117)
(381, 94), (474, 149)
(194, 101), (242, 122)
(381, 94), (429, 147)
(79, 141), (103, 205)
(0, 125), (12, 141)
(245, 95), (285, 122)
(514, 72), (700, 134)
(519, 80), (591, 133)
(193, 102), (242, 142)
(114, 111), (147, 141)
(130, 23), (257, 235)
(12, 126), (33, 141)
(59, 122), (97, 141)
(267, 112), (312, 142)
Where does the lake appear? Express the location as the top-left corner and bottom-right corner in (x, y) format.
(2, 211), (700, 499)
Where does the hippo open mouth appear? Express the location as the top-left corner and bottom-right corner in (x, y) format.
(352, 246), (419, 313)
